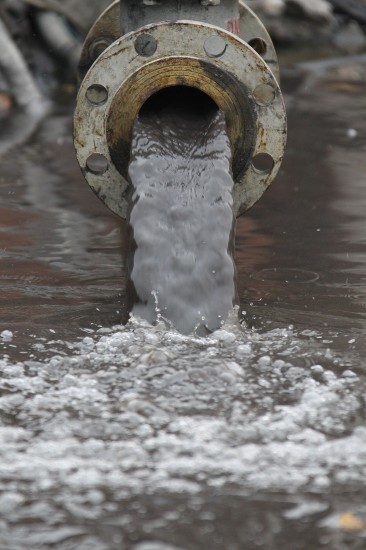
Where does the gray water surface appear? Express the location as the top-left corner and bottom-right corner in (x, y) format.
(0, 59), (366, 549)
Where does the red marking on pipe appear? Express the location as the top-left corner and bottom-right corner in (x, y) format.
(227, 18), (240, 34)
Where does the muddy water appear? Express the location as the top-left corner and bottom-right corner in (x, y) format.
(128, 88), (236, 334)
(0, 59), (366, 549)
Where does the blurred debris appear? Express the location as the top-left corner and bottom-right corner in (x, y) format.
(23, 0), (112, 33)
(0, 17), (45, 114)
(286, 0), (333, 22)
(338, 513), (366, 531)
(334, 21), (366, 54)
(291, 53), (366, 95)
(321, 512), (366, 531)
(35, 11), (82, 69)
(0, 93), (13, 113)
(247, 0), (333, 20)
(0, 4), (51, 152)
(329, 0), (366, 31)
(0, 0), (110, 79)
(247, 0), (366, 50)
(296, 54), (366, 80)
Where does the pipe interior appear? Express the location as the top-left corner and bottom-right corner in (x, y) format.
(139, 86), (219, 120)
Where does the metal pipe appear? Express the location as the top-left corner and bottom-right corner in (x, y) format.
(74, 1), (287, 219)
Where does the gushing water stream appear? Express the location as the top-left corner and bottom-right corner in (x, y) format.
(128, 88), (237, 334)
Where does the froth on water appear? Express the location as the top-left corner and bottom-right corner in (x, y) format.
(127, 86), (237, 334)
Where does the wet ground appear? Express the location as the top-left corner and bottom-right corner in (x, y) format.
(0, 54), (366, 549)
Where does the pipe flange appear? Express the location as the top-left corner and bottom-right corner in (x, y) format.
(78, 0), (280, 82)
(74, 21), (286, 218)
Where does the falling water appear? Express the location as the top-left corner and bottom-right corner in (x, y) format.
(127, 87), (237, 334)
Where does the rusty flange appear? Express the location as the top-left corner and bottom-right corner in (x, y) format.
(78, 0), (280, 82)
(74, 20), (286, 219)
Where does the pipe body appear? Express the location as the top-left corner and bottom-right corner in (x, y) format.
(120, 0), (240, 34)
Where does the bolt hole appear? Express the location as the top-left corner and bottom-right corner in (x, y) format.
(86, 153), (108, 175)
(248, 38), (268, 56)
(89, 37), (113, 62)
(252, 153), (275, 174)
(86, 84), (108, 106)
(253, 84), (276, 106)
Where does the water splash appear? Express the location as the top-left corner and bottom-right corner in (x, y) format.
(0, 316), (364, 548)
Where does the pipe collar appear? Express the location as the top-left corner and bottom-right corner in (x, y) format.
(74, 20), (286, 218)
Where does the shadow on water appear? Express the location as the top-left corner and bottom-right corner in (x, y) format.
(0, 58), (366, 549)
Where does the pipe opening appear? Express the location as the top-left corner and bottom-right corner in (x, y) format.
(139, 86), (219, 122)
